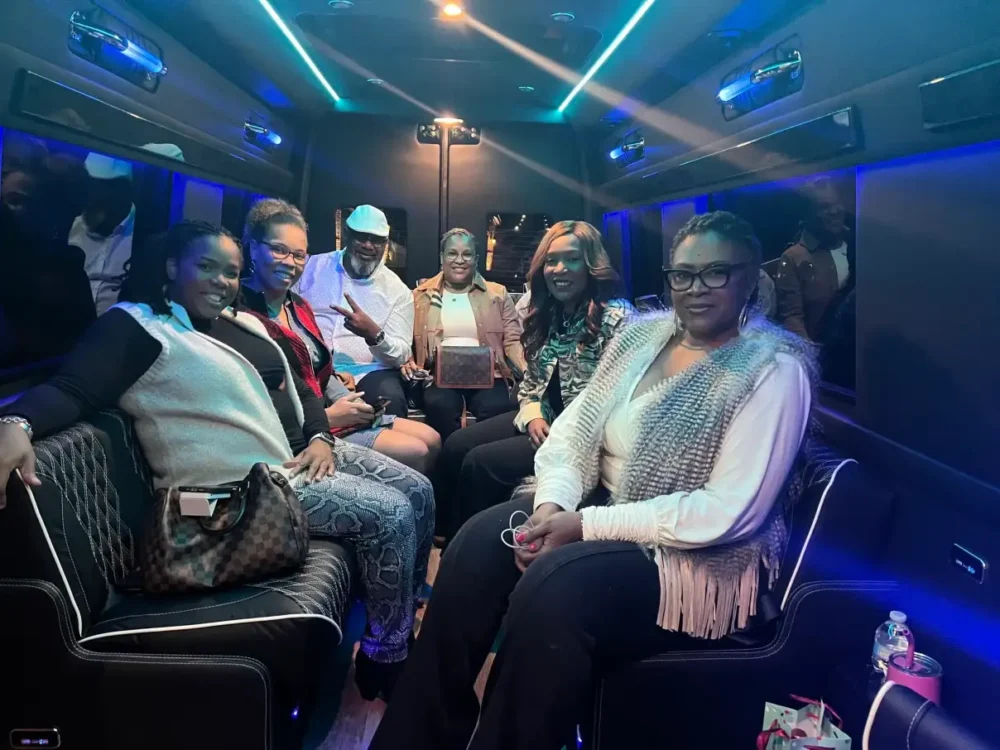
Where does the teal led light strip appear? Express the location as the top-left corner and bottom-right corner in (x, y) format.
(255, 0), (341, 103)
(558, 0), (656, 113)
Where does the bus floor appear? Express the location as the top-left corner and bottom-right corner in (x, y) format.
(310, 548), (496, 750)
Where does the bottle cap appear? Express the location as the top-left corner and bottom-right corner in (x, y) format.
(890, 610), (908, 623)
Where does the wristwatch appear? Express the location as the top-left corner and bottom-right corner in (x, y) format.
(309, 432), (337, 448)
(367, 329), (386, 347)
(0, 415), (33, 440)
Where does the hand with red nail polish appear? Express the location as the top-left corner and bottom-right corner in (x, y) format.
(513, 506), (584, 573)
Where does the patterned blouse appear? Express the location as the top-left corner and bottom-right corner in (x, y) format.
(514, 299), (632, 431)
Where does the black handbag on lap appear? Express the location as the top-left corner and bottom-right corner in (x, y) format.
(140, 463), (310, 594)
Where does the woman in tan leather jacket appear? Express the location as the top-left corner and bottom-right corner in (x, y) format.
(403, 228), (526, 441)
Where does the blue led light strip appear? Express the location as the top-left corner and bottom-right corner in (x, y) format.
(255, 0), (341, 103)
(557, 0), (657, 113)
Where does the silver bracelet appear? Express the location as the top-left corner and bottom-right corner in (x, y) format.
(0, 415), (33, 440)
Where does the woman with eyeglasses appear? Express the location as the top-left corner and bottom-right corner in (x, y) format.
(402, 228), (526, 442)
(371, 212), (816, 750)
(431, 220), (631, 543)
(240, 199), (440, 475)
(0, 219), (431, 702)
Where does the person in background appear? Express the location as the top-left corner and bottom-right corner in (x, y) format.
(514, 288), (531, 323)
(240, 199), (440, 474)
(432, 221), (630, 541)
(69, 153), (136, 316)
(295, 205), (413, 418)
(0, 220), (432, 702)
(403, 228), (525, 441)
(371, 211), (816, 750)
(774, 177), (852, 340)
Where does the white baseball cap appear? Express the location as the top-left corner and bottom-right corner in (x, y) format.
(84, 152), (133, 181)
(142, 142), (186, 162)
(346, 204), (390, 238)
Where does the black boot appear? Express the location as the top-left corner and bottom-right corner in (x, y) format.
(354, 633), (415, 702)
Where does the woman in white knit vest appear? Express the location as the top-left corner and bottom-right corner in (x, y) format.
(371, 212), (817, 750)
(0, 220), (432, 702)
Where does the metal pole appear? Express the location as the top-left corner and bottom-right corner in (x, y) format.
(438, 124), (451, 241)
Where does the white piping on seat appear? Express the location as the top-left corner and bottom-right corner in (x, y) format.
(79, 612), (342, 645)
(781, 458), (858, 611)
(863, 680), (897, 750)
(18, 469), (85, 638)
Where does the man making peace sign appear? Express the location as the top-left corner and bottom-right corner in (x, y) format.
(295, 205), (414, 418)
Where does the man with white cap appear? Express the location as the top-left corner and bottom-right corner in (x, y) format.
(68, 152), (136, 315)
(295, 204), (414, 418)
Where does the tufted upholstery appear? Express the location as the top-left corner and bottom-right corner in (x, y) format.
(0, 411), (356, 750)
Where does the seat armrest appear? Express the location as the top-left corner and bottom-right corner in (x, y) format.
(592, 580), (898, 750)
(1, 579), (274, 750)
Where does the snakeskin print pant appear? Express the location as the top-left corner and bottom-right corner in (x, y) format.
(292, 440), (434, 663)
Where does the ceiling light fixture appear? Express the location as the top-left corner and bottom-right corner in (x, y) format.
(442, 3), (464, 18)
(367, 77), (385, 85)
(328, 0), (355, 8)
(557, 0), (656, 113)
(518, 85), (535, 93)
(256, 0), (341, 102)
(550, 12), (576, 22)
(434, 116), (464, 125)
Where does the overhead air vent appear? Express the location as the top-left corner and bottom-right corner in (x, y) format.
(68, 7), (166, 92)
(717, 35), (802, 121)
(920, 58), (1000, 130)
(609, 130), (645, 168)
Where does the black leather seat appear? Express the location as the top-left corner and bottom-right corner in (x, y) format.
(588, 446), (898, 749)
(0, 411), (355, 750)
(864, 683), (996, 750)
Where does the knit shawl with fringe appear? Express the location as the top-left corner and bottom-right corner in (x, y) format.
(538, 309), (818, 639)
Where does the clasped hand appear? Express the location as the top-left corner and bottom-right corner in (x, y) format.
(513, 502), (584, 573)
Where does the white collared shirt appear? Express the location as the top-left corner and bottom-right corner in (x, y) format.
(294, 250), (413, 379)
(68, 205), (136, 316)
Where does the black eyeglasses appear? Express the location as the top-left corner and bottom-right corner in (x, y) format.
(260, 241), (308, 265)
(663, 262), (748, 292)
(351, 231), (388, 248)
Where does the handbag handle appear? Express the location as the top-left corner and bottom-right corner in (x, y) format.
(196, 482), (248, 536)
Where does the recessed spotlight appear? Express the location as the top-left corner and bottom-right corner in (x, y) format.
(518, 85), (535, 93)
(434, 116), (464, 125)
(550, 12), (576, 22)
(367, 78), (385, 85)
(328, 0), (355, 8)
(442, 3), (464, 17)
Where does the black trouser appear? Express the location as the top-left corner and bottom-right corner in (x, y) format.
(357, 368), (409, 418)
(369, 496), (687, 750)
(433, 410), (536, 538)
(420, 380), (517, 441)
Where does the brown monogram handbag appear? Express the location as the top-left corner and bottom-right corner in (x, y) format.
(434, 344), (494, 389)
(140, 463), (310, 594)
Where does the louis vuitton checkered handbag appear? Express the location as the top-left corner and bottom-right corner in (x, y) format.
(140, 463), (310, 594)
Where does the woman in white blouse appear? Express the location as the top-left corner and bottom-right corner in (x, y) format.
(371, 211), (817, 750)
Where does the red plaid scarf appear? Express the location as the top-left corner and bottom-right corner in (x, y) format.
(243, 292), (333, 400)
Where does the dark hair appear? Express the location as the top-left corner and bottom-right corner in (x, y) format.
(242, 198), (308, 249)
(521, 220), (623, 361)
(669, 211), (762, 270)
(119, 220), (239, 315)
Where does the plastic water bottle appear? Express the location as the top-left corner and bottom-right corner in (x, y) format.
(871, 610), (913, 675)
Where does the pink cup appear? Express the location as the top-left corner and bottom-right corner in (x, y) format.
(887, 639), (943, 705)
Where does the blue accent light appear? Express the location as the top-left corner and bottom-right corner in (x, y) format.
(717, 77), (754, 103)
(291, 705), (300, 720)
(69, 11), (167, 76)
(557, 0), (657, 113)
(609, 146), (624, 160)
(254, 0), (342, 103)
(244, 122), (283, 149)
